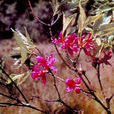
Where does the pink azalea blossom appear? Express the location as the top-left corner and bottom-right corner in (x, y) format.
(98, 50), (112, 65)
(52, 31), (64, 44)
(53, 32), (95, 57)
(35, 52), (57, 73)
(31, 68), (48, 85)
(31, 53), (57, 85)
(65, 77), (82, 94)
(91, 50), (112, 68)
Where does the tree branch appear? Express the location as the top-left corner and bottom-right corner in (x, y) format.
(0, 67), (28, 103)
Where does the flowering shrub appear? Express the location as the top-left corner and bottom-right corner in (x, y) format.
(0, 0), (114, 114)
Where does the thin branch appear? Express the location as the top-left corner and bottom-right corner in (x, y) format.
(65, 49), (74, 64)
(80, 89), (91, 95)
(21, 103), (49, 114)
(108, 93), (114, 101)
(0, 105), (7, 107)
(35, 47), (43, 56)
(76, 71), (111, 114)
(0, 67), (28, 103)
(28, 0), (61, 27)
(29, 96), (57, 103)
(82, 71), (91, 85)
(97, 64), (103, 91)
(49, 70), (61, 99)
(97, 64), (106, 100)
(54, 45), (73, 70)
(0, 92), (48, 113)
(106, 93), (114, 109)
(49, 70), (76, 112)
(49, 27), (73, 70)
(0, 92), (21, 103)
(28, 0), (50, 26)
(0, 102), (22, 106)
(0, 102), (48, 114)
(50, 13), (62, 26)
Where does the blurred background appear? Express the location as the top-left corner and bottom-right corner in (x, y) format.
(0, 0), (62, 42)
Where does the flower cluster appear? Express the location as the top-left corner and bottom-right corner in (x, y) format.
(31, 53), (57, 85)
(98, 50), (112, 65)
(53, 32), (95, 57)
(65, 77), (82, 94)
(91, 50), (112, 68)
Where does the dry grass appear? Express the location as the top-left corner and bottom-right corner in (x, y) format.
(0, 40), (114, 114)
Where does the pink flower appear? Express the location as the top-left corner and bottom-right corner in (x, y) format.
(75, 33), (95, 57)
(31, 68), (48, 85)
(98, 50), (112, 65)
(35, 52), (57, 73)
(61, 33), (77, 56)
(53, 32), (95, 57)
(65, 77), (82, 94)
(31, 53), (57, 85)
(91, 50), (112, 68)
(52, 31), (64, 44)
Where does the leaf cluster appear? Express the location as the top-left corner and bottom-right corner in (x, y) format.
(51, 0), (114, 50)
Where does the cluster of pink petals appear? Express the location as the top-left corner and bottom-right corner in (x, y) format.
(91, 50), (112, 66)
(52, 32), (95, 56)
(31, 53), (57, 85)
(98, 50), (112, 65)
(65, 77), (82, 94)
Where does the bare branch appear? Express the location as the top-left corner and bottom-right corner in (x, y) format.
(0, 67), (28, 103)
(28, 0), (50, 27)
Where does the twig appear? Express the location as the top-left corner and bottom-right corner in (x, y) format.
(28, 0), (61, 27)
(49, 70), (76, 112)
(49, 28), (73, 70)
(29, 96), (57, 103)
(97, 64), (103, 91)
(0, 105), (7, 107)
(108, 93), (114, 102)
(49, 70), (61, 99)
(0, 67), (28, 103)
(97, 64), (106, 100)
(76, 70), (111, 114)
(82, 71), (91, 85)
(0, 92), (21, 103)
(28, 0), (50, 26)
(0, 102), (48, 114)
(35, 47), (43, 56)
(0, 91), (48, 113)
(106, 93), (114, 109)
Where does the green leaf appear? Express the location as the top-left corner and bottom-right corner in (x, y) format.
(71, 0), (89, 4)
(63, 13), (76, 35)
(85, 13), (102, 27)
(99, 23), (114, 36)
(7, 74), (25, 84)
(78, 1), (86, 33)
(7, 71), (30, 85)
(11, 28), (36, 64)
(18, 71), (30, 85)
(52, 0), (60, 16)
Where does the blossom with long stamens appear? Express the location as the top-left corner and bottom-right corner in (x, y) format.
(31, 53), (57, 85)
(65, 77), (82, 93)
(91, 50), (112, 67)
(53, 32), (95, 57)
